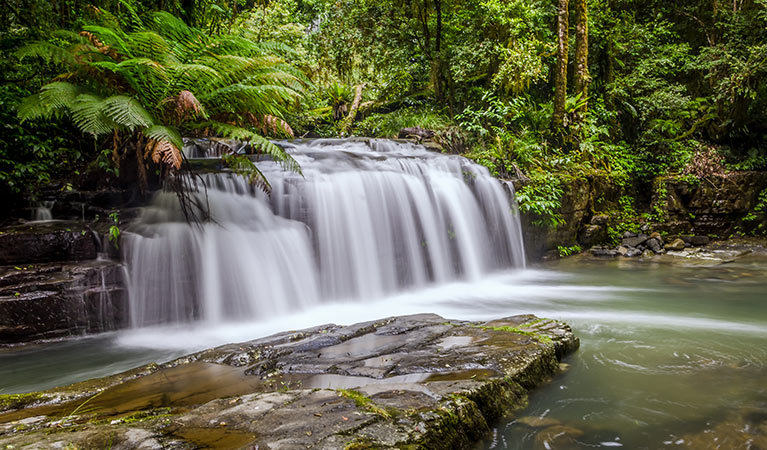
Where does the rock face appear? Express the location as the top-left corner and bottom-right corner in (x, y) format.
(0, 261), (128, 343)
(0, 222), (126, 344)
(0, 314), (579, 449)
(0, 224), (99, 265)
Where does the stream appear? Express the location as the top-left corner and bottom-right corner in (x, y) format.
(2, 255), (765, 448)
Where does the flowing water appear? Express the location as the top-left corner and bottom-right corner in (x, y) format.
(1, 139), (766, 448)
(124, 139), (525, 326)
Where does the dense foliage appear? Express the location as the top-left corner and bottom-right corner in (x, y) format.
(3, 0), (767, 227)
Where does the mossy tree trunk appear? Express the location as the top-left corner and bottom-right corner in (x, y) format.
(552, 0), (569, 130)
(574, 0), (589, 112)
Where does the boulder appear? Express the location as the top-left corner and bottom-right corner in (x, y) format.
(665, 238), (686, 251)
(590, 247), (618, 257)
(397, 127), (435, 140)
(622, 234), (649, 248)
(647, 237), (662, 253)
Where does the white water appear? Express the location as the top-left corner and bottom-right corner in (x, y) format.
(124, 139), (526, 327)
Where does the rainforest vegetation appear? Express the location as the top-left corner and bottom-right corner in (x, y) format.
(2, 0), (767, 225)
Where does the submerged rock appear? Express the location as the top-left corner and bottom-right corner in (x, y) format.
(0, 314), (578, 449)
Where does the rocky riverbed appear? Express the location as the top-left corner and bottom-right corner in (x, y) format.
(0, 314), (578, 449)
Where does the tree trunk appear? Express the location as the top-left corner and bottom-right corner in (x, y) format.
(552, 0), (569, 129)
(573, 0), (589, 112)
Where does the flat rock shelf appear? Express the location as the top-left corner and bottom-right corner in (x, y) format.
(0, 314), (579, 450)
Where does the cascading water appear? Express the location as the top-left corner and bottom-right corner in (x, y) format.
(124, 139), (525, 327)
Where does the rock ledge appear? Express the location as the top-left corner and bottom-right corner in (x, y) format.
(0, 314), (578, 449)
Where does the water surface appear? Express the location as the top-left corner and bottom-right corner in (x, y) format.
(1, 255), (765, 449)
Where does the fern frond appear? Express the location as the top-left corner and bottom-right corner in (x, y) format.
(222, 153), (271, 192)
(16, 42), (76, 66)
(18, 82), (81, 121)
(150, 11), (206, 56)
(147, 138), (183, 169)
(143, 125), (184, 151)
(82, 25), (132, 58)
(127, 31), (173, 62)
(202, 84), (300, 116)
(70, 94), (115, 135)
(118, 0), (144, 30)
(102, 95), (155, 129)
(196, 121), (300, 174)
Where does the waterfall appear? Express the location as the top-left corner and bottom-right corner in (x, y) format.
(124, 139), (525, 327)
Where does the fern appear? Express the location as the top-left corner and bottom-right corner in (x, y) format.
(102, 95), (154, 129)
(18, 7), (305, 191)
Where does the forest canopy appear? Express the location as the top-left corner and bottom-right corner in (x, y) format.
(3, 0), (767, 222)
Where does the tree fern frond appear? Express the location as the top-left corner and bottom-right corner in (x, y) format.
(16, 42), (76, 66)
(222, 153), (271, 192)
(197, 121), (300, 174)
(82, 25), (132, 58)
(147, 138), (182, 169)
(18, 82), (81, 121)
(118, 0), (144, 30)
(128, 31), (173, 62)
(169, 63), (226, 91)
(70, 94), (115, 135)
(150, 11), (206, 56)
(102, 95), (155, 129)
(143, 125), (184, 152)
(202, 84), (300, 116)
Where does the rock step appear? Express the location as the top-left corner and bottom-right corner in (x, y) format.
(0, 314), (579, 449)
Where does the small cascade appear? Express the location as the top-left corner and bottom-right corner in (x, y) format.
(124, 139), (525, 327)
(32, 200), (55, 221)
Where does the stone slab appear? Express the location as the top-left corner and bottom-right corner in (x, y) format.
(0, 314), (579, 449)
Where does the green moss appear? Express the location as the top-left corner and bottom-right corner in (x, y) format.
(337, 389), (393, 419)
(476, 325), (554, 345)
(344, 437), (381, 450)
(0, 392), (44, 411)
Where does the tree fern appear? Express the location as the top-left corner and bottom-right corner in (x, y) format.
(18, 7), (306, 201)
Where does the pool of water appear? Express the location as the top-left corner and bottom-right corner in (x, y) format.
(1, 253), (766, 449)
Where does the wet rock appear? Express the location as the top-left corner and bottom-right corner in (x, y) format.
(647, 237), (662, 253)
(590, 247), (618, 257)
(649, 232), (664, 245)
(622, 234), (649, 248)
(0, 223), (98, 265)
(0, 262), (127, 343)
(642, 249), (655, 258)
(625, 247), (642, 257)
(398, 127), (435, 140)
(617, 246), (629, 256)
(0, 314), (579, 449)
(665, 238), (686, 251)
(579, 224), (607, 247)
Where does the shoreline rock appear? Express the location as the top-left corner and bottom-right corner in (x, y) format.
(0, 314), (579, 449)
